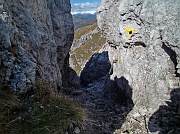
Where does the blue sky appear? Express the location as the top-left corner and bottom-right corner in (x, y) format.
(71, 0), (101, 14)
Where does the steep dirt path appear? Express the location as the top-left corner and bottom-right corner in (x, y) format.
(72, 81), (133, 134)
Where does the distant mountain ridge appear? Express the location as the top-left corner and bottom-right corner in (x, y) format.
(73, 13), (97, 30)
(73, 13), (96, 19)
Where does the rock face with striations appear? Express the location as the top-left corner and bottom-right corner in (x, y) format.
(0, 0), (73, 92)
(97, 0), (180, 133)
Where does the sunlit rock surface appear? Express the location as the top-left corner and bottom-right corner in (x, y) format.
(97, 0), (180, 133)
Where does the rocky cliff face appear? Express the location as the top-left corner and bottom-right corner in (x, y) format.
(97, 0), (180, 133)
(0, 0), (73, 92)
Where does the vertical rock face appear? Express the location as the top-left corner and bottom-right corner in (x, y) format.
(97, 0), (180, 133)
(0, 0), (73, 92)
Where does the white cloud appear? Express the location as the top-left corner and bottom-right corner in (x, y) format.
(71, 10), (96, 15)
(71, 2), (100, 14)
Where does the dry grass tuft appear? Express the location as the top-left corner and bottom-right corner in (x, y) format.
(8, 80), (86, 134)
(0, 86), (21, 134)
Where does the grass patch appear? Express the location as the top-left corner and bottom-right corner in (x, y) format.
(74, 23), (97, 40)
(8, 80), (86, 134)
(0, 85), (21, 134)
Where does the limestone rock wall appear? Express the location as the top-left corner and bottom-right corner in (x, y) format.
(0, 0), (73, 92)
(97, 0), (180, 133)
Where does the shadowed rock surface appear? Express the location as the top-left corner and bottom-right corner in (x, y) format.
(80, 51), (111, 86)
(0, 0), (74, 92)
(73, 69), (134, 134)
(148, 88), (180, 134)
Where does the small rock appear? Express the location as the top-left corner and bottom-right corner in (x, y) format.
(28, 107), (32, 112)
(133, 112), (140, 118)
(72, 90), (83, 95)
(18, 117), (22, 120)
(74, 127), (80, 134)
(40, 106), (44, 109)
